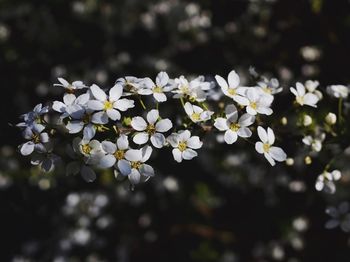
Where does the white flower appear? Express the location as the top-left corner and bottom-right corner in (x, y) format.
(302, 133), (325, 152)
(167, 130), (203, 163)
(214, 104), (255, 144)
(52, 93), (89, 120)
(257, 77), (282, 95)
(327, 85), (349, 99)
(305, 80), (323, 99)
(131, 109), (173, 148)
(184, 102), (214, 123)
(17, 103), (49, 129)
(20, 124), (49, 156)
(115, 76), (143, 95)
(137, 72), (173, 102)
(255, 126), (287, 166)
(98, 135), (132, 177)
(245, 88), (273, 115)
(325, 202), (350, 232)
(172, 75), (209, 102)
(87, 84), (135, 123)
(315, 170), (341, 194)
(124, 146), (155, 185)
(290, 82), (319, 107)
(215, 70), (249, 106)
(302, 115), (313, 126)
(325, 112), (337, 125)
(77, 138), (104, 166)
(54, 78), (87, 105)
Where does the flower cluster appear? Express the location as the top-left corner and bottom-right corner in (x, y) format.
(16, 70), (350, 191)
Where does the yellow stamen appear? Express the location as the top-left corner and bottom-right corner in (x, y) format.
(230, 123), (240, 132)
(178, 141), (187, 152)
(296, 96), (304, 105)
(250, 102), (257, 110)
(81, 144), (92, 154)
(146, 124), (156, 135)
(263, 143), (270, 152)
(131, 161), (142, 169)
(32, 134), (40, 144)
(191, 113), (201, 121)
(114, 150), (125, 160)
(153, 86), (163, 93)
(228, 88), (236, 96)
(103, 101), (113, 110)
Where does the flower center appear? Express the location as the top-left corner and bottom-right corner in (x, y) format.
(296, 96), (304, 105)
(82, 113), (91, 124)
(250, 102), (257, 109)
(146, 124), (156, 135)
(32, 134), (41, 144)
(103, 100), (113, 110)
(131, 161), (142, 169)
(113, 150), (125, 160)
(263, 143), (270, 153)
(153, 86), (163, 93)
(230, 123), (240, 132)
(180, 85), (189, 94)
(191, 113), (201, 121)
(228, 88), (236, 96)
(81, 144), (92, 154)
(178, 141), (187, 152)
(66, 85), (75, 94)
(263, 87), (272, 94)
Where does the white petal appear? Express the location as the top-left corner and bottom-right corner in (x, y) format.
(182, 148), (198, 160)
(149, 133), (164, 148)
(296, 82), (305, 96)
(52, 101), (66, 113)
(237, 127), (252, 138)
(225, 104), (238, 117)
(20, 141), (35, 156)
(224, 130), (238, 144)
(156, 71), (169, 87)
(267, 127), (275, 144)
(92, 111), (108, 124)
(125, 149), (142, 162)
(257, 126), (268, 143)
(264, 153), (276, 166)
(172, 148), (183, 163)
(102, 141), (117, 154)
(255, 142), (264, 154)
(117, 159), (131, 176)
(57, 77), (69, 87)
(141, 145), (153, 162)
(133, 132), (149, 145)
(214, 118), (229, 131)
(304, 93), (318, 107)
(40, 132), (49, 143)
(75, 93), (90, 105)
(106, 109), (121, 120)
(238, 113), (255, 127)
(178, 130), (191, 141)
(233, 95), (249, 106)
(269, 146), (287, 162)
(246, 106), (257, 116)
(63, 93), (76, 105)
(155, 119), (172, 132)
(140, 164), (155, 177)
(137, 88), (153, 95)
(114, 98), (134, 111)
(147, 109), (159, 124)
(90, 84), (107, 101)
(128, 169), (141, 184)
(154, 92), (167, 102)
(290, 87), (298, 97)
(131, 117), (147, 131)
(83, 125), (95, 140)
(88, 100), (104, 111)
(187, 136), (202, 149)
(98, 155), (116, 168)
(227, 70), (240, 88)
(67, 104), (85, 119)
(215, 75), (228, 89)
(109, 84), (123, 101)
(81, 165), (96, 182)
(184, 102), (193, 116)
(65, 121), (83, 134)
(117, 134), (129, 150)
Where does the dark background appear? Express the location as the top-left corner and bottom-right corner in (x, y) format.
(1, 0), (350, 261)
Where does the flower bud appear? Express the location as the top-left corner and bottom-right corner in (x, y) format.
(303, 115), (312, 126)
(304, 156), (312, 165)
(281, 117), (288, 126)
(286, 158), (294, 166)
(325, 112), (337, 125)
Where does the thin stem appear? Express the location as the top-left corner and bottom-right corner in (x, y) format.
(139, 98), (146, 110)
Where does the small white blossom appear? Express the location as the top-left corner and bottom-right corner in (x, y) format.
(131, 109), (173, 148)
(305, 80), (323, 99)
(17, 103), (49, 129)
(290, 82), (319, 107)
(325, 202), (350, 232)
(115, 76), (143, 95)
(315, 170), (341, 194)
(172, 75), (209, 102)
(325, 112), (337, 125)
(87, 84), (135, 123)
(215, 70), (249, 106)
(167, 130), (203, 163)
(20, 124), (49, 156)
(184, 102), (213, 123)
(137, 72), (173, 102)
(76, 138), (105, 166)
(327, 85), (349, 99)
(257, 77), (282, 95)
(302, 133), (325, 152)
(214, 104), (255, 144)
(255, 126), (287, 166)
(54, 78), (87, 104)
(245, 88), (273, 115)
(124, 146), (155, 185)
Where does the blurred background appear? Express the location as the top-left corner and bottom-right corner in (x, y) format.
(1, 0), (350, 261)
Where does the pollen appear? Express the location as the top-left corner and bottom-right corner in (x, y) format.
(103, 100), (113, 110)
(178, 141), (187, 152)
(230, 123), (240, 132)
(32, 134), (40, 144)
(146, 124), (156, 135)
(131, 161), (142, 169)
(191, 113), (201, 121)
(81, 144), (92, 154)
(114, 150), (125, 160)
(250, 102), (257, 110)
(263, 87), (272, 94)
(153, 86), (163, 93)
(228, 88), (236, 96)
(263, 143), (270, 152)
